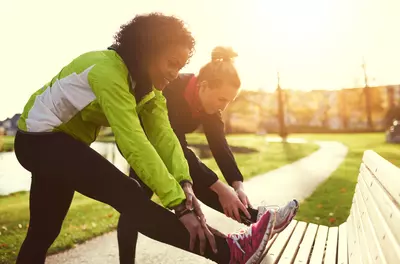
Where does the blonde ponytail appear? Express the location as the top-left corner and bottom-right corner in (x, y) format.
(198, 46), (241, 89)
(211, 46), (238, 62)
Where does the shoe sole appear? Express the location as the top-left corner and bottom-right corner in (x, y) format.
(272, 200), (299, 237)
(245, 210), (277, 264)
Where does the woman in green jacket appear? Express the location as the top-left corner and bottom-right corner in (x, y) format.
(14, 13), (278, 264)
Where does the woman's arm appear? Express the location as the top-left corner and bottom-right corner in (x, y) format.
(138, 90), (193, 185)
(203, 114), (253, 209)
(88, 61), (185, 209)
(202, 112), (244, 187)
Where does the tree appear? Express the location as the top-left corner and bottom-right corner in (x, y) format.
(341, 88), (366, 128)
(338, 89), (349, 129)
(276, 72), (287, 140)
(361, 59), (373, 129)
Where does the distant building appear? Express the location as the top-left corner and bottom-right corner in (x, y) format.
(0, 114), (21, 136)
(385, 85), (400, 108)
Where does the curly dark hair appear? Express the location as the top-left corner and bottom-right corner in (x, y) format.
(112, 13), (195, 98)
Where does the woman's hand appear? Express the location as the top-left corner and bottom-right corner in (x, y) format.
(210, 180), (250, 223)
(232, 181), (252, 209)
(181, 182), (207, 226)
(178, 212), (218, 255)
(173, 189), (217, 256)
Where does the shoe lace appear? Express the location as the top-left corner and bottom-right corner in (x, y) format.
(230, 228), (253, 254)
(257, 205), (279, 220)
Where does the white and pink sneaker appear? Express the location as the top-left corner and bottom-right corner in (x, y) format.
(257, 199), (299, 237)
(226, 209), (276, 264)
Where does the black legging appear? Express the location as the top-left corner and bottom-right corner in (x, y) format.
(14, 131), (230, 264)
(117, 166), (259, 264)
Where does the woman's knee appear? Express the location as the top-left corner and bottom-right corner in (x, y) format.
(113, 177), (151, 213)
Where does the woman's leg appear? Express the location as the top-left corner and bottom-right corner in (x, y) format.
(117, 214), (139, 264)
(117, 166), (259, 264)
(123, 164), (260, 225)
(15, 131), (230, 264)
(117, 168), (153, 264)
(15, 172), (75, 264)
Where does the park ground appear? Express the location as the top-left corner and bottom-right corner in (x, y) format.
(0, 133), (399, 263)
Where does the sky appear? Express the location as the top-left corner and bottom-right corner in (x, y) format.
(1, 0), (400, 119)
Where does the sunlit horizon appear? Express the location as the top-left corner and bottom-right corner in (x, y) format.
(1, 0), (400, 119)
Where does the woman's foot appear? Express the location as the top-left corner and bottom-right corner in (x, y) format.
(226, 209), (276, 264)
(257, 199), (299, 236)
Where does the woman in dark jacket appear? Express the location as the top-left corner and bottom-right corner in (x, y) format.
(117, 46), (299, 263)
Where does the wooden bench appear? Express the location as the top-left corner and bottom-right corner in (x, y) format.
(260, 150), (400, 264)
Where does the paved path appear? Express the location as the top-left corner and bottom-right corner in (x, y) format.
(46, 139), (348, 264)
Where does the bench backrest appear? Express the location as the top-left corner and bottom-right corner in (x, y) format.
(347, 150), (400, 264)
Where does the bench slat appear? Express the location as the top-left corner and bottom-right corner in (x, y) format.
(352, 190), (374, 264)
(309, 225), (328, 264)
(363, 150), (400, 206)
(266, 233), (279, 252)
(348, 206), (363, 264)
(324, 227), (338, 264)
(278, 221), (307, 264)
(357, 166), (400, 264)
(260, 232), (280, 264)
(360, 163), (400, 245)
(337, 223), (348, 264)
(357, 172), (389, 264)
(262, 220), (297, 264)
(346, 207), (356, 263)
(294, 223), (318, 264)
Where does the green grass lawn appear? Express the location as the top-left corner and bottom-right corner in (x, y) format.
(0, 192), (120, 264)
(0, 136), (15, 152)
(292, 133), (400, 227)
(0, 134), (318, 263)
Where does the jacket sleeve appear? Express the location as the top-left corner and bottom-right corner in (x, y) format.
(88, 62), (185, 208)
(175, 132), (219, 188)
(138, 89), (192, 184)
(202, 112), (244, 186)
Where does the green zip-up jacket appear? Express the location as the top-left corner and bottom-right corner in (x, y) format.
(18, 49), (191, 208)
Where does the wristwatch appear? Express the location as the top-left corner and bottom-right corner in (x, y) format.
(173, 200), (193, 218)
(179, 180), (193, 188)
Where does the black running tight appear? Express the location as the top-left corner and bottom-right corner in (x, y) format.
(14, 131), (230, 264)
(117, 166), (259, 264)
